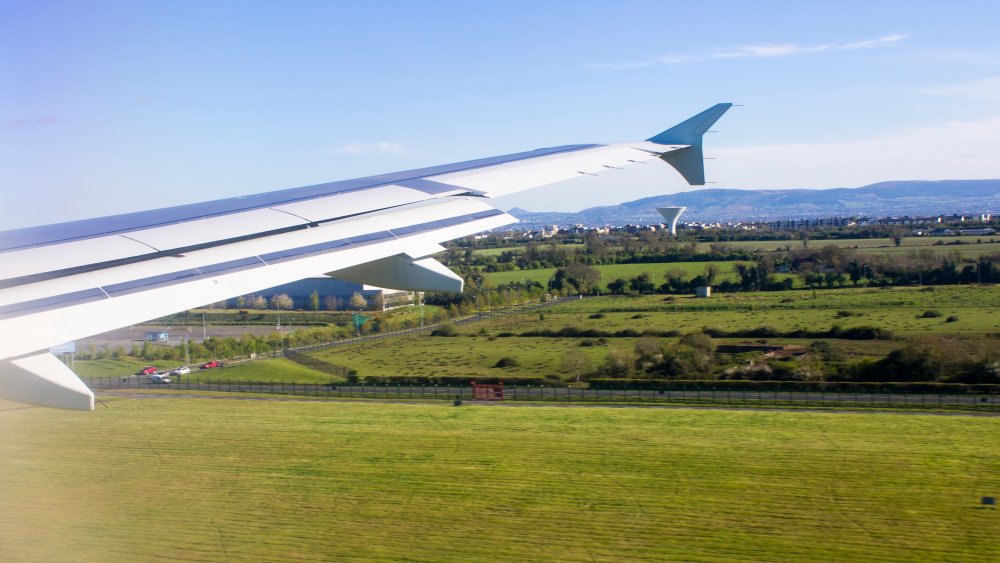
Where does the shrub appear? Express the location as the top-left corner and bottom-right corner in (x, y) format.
(946, 315), (960, 323)
(430, 324), (459, 337)
(588, 313), (606, 319)
(920, 310), (943, 318)
(493, 357), (520, 368)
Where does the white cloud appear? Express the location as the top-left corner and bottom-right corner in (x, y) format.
(841, 34), (908, 50)
(587, 34), (907, 70)
(331, 141), (404, 155)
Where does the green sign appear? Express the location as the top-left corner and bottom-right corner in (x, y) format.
(352, 312), (370, 330)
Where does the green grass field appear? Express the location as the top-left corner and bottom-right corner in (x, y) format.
(308, 286), (1000, 380)
(185, 358), (334, 383)
(485, 261), (752, 287)
(2, 398), (998, 561)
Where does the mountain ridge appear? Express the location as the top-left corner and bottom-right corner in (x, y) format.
(509, 179), (1000, 227)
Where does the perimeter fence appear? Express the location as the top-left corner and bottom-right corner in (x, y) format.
(86, 376), (1000, 411)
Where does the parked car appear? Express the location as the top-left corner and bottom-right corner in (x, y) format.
(170, 366), (191, 375)
(138, 366), (158, 375)
(200, 360), (222, 369)
(149, 374), (171, 384)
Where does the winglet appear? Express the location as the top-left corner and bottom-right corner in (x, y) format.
(647, 103), (733, 185)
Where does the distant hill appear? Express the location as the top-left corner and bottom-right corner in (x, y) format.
(508, 180), (1000, 227)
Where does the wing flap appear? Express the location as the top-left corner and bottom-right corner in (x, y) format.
(330, 255), (464, 293)
(1, 353), (94, 411)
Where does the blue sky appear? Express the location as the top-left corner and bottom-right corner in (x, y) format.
(2, 1), (1000, 228)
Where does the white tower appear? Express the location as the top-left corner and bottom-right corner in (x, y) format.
(656, 207), (687, 235)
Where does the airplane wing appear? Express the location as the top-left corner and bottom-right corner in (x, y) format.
(0, 103), (732, 410)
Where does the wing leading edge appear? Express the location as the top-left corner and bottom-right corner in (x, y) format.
(0, 103), (732, 410)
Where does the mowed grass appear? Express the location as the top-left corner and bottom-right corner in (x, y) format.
(1, 398), (998, 561)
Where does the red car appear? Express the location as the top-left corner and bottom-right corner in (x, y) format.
(201, 360), (222, 369)
(138, 366), (158, 375)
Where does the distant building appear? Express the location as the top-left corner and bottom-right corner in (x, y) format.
(695, 286), (712, 298)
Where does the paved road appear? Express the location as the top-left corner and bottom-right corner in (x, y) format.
(78, 324), (306, 351)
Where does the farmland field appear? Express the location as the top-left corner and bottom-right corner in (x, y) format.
(311, 286), (1000, 380)
(2, 398), (998, 561)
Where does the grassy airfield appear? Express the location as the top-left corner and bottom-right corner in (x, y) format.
(1, 398), (998, 562)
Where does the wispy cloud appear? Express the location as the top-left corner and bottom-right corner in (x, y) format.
(1, 116), (61, 132)
(331, 141), (404, 155)
(587, 34), (907, 70)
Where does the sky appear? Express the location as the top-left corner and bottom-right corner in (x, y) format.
(2, 0), (1000, 229)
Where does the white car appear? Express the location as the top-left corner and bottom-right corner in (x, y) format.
(170, 366), (191, 375)
(149, 374), (171, 384)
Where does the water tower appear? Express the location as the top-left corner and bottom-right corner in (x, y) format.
(657, 206), (687, 235)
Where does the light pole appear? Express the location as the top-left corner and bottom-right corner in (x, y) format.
(276, 309), (283, 355)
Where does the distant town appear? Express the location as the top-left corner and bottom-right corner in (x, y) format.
(493, 211), (996, 241)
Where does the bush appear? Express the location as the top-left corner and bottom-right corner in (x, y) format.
(946, 315), (960, 323)
(493, 357), (520, 368)
(702, 325), (893, 341)
(588, 313), (606, 319)
(919, 310), (943, 318)
(430, 324), (459, 337)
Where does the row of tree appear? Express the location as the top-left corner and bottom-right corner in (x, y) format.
(570, 332), (1000, 384)
(543, 246), (999, 296)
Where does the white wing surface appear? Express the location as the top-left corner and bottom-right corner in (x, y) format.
(0, 103), (732, 410)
